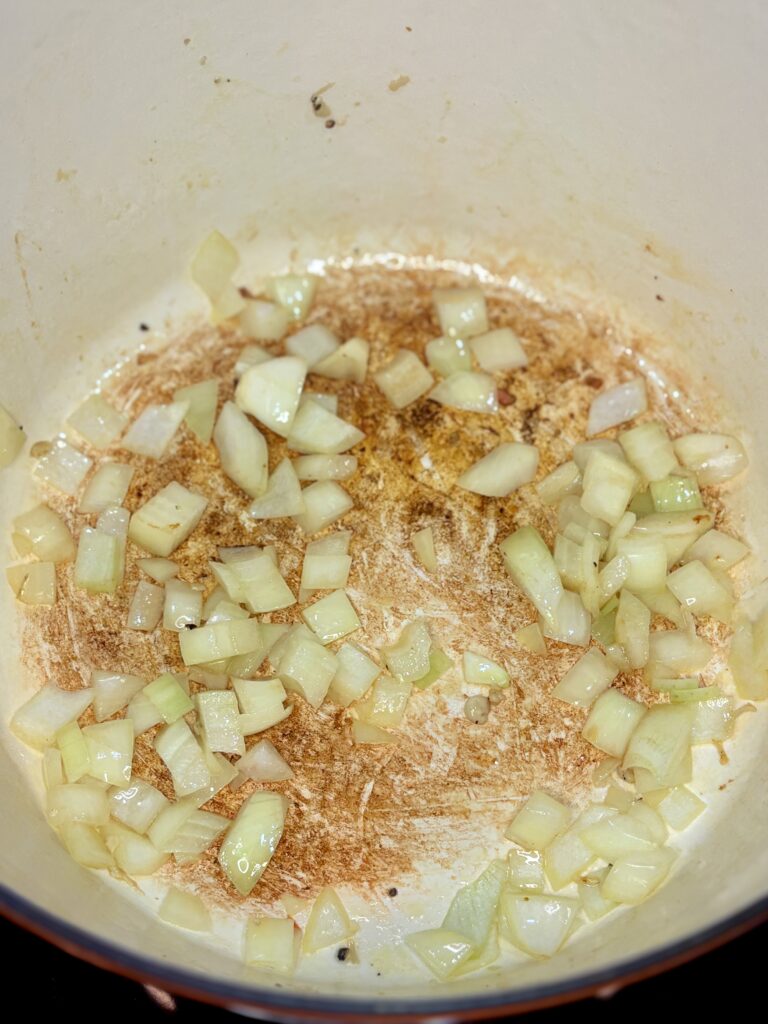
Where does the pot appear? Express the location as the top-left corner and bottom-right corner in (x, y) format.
(1, 1), (767, 1019)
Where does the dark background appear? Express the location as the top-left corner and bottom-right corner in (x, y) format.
(5, 915), (765, 1018)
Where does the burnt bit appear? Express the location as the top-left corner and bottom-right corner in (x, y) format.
(184, 622), (198, 630)
(139, 323), (150, 332)
(656, 294), (665, 302)
(325, 118), (336, 129)
(497, 388), (514, 406)
(336, 946), (350, 961)
(583, 374), (603, 389)
(387, 886), (398, 897)
(238, 286), (257, 299)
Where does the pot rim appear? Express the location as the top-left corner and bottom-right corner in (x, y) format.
(1, 883), (766, 1019)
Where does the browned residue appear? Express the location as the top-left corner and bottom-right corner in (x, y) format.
(19, 262), (732, 912)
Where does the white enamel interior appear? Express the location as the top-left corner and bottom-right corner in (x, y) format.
(1, 0), (767, 1014)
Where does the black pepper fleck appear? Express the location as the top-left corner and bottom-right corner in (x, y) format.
(387, 887), (398, 897)
(336, 946), (350, 961)
(139, 323), (150, 332)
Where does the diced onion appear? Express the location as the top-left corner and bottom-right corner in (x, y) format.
(601, 847), (676, 904)
(623, 704), (691, 786)
(60, 822), (113, 870)
(514, 623), (547, 655)
(412, 648), (454, 690)
(172, 379), (218, 444)
(409, 526), (437, 572)
(655, 786), (706, 830)
(356, 674), (412, 728)
(126, 580), (164, 631)
(125, 692), (163, 734)
(314, 337), (369, 382)
(79, 462), (134, 513)
(578, 867), (617, 921)
(74, 527), (122, 594)
(0, 403), (25, 467)
(218, 791), (287, 896)
(587, 378), (647, 436)
(443, 860), (506, 949)
(673, 432), (748, 485)
(682, 529), (749, 572)
(508, 848), (546, 892)
(425, 336), (471, 376)
(469, 328), (527, 372)
(573, 439), (625, 472)
(619, 422), (679, 481)
(729, 619), (768, 700)
(190, 230), (240, 310)
(581, 450), (637, 526)
(615, 589), (650, 669)
(285, 324), (339, 367)
(106, 821), (169, 875)
(278, 631), (338, 707)
(247, 458), (305, 519)
(159, 886), (211, 932)
(155, 718), (211, 797)
(582, 689), (646, 757)
(211, 400), (269, 498)
(92, 671), (144, 721)
(327, 643), (381, 706)
(374, 350), (434, 409)
(303, 886), (358, 953)
(552, 647), (618, 707)
(196, 691), (245, 755)
(382, 620), (432, 683)
(238, 298), (290, 341)
(457, 442), (538, 497)
(162, 578), (202, 631)
(236, 739), (293, 782)
(432, 287), (488, 338)
(543, 805), (616, 888)
(666, 560), (734, 624)
(129, 482), (207, 557)
(47, 783), (109, 828)
(462, 651), (509, 688)
(180, 618), (264, 666)
(57, 721), (91, 783)
(233, 677), (291, 734)
(351, 719), (396, 744)
(648, 628), (713, 674)
(286, 399), (364, 455)
(109, 776), (169, 833)
(505, 790), (571, 850)
(122, 401), (189, 458)
(235, 356), (307, 438)
(245, 917), (297, 973)
(536, 462), (582, 506)
(581, 813), (656, 859)
(498, 892), (578, 959)
(685, 688), (734, 743)
(541, 590), (591, 647)
(144, 673), (193, 723)
(267, 273), (318, 320)
(302, 589), (360, 643)
(33, 440), (92, 495)
(11, 684), (93, 750)
(136, 557), (178, 583)
(234, 344), (271, 379)
(7, 561), (57, 605)
(83, 720), (134, 786)
(293, 454), (358, 481)
(405, 928), (474, 979)
(294, 480), (353, 534)
(500, 526), (564, 628)
(67, 394), (127, 449)
(429, 371), (498, 413)
(301, 552), (352, 594)
(650, 473), (702, 513)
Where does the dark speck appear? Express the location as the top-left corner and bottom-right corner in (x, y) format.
(387, 887), (398, 897)
(656, 294), (664, 302)
(325, 118), (336, 129)
(337, 947), (349, 961)
(185, 623), (198, 630)
(139, 322), (150, 332)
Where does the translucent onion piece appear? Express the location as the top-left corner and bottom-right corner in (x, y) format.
(615, 589), (651, 669)
(293, 454), (358, 481)
(573, 439), (625, 472)
(587, 378), (647, 436)
(648, 628), (713, 674)
(411, 649), (452, 691)
(238, 299), (289, 341)
(667, 560), (734, 624)
(180, 618), (264, 666)
(67, 394), (127, 449)
(543, 805), (617, 889)
(234, 344), (271, 380)
(623, 704), (691, 784)
(109, 776), (169, 833)
(541, 590), (591, 647)
(615, 535), (667, 592)
(681, 529), (749, 572)
(558, 495), (610, 543)
(245, 917), (297, 973)
(650, 473), (702, 513)
(536, 462), (582, 506)
(163, 578), (203, 631)
(607, 511), (637, 559)
(216, 551), (295, 614)
(582, 689), (646, 757)
(155, 719), (211, 797)
(655, 786), (706, 830)
(581, 450), (637, 527)
(351, 720), (396, 744)
(136, 557), (178, 584)
(82, 720), (134, 786)
(303, 886), (358, 953)
(172, 379), (218, 444)
(246, 460), (304, 521)
(126, 580), (164, 631)
(13, 505), (75, 562)
(673, 432), (748, 485)
(267, 273), (318, 320)
(629, 802), (668, 843)
(314, 337), (370, 383)
(159, 887), (211, 932)
(457, 442), (539, 497)
(432, 287), (488, 338)
(382, 619), (432, 683)
(500, 526), (564, 628)
(578, 867), (617, 921)
(581, 813), (656, 859)
(514, 623), (547, 655)
(356, 674), (412, 728)
(57, 721), (91, 783)
(554, 534), (583, 590)
(42, 748), (65, 790)
(729, 619), (768, 700)
(235, 356), (307, 437)
(505, 791), (571, 850)
(60, 823), (113, 870)
(462, 651), (509, 688)
(73, 527), (121, 595)
(190, 230), (240, 308)
(327, 643), (381, 706)
(278, 632), (338, 708)
(286, 399), (365, 455)
(443, 860), (507, 949)
(219, 791), (287, 896)
(144, 673), (193, 723)
(302, 589), (360, 644)
(498, 892), (578, 959)
(429, 371), (498, 413)
(129, 481), (207, 557)
(469, 327), (528, 372)
(374, 350), (434, 409)
(300, 553), (352, 595)
(601, 847), (676, 904)
(285, 323), (339, 367)
(552, 647), (619, 707)
(0, 403), (25, 467)
(7, 561), (57, 605)
(425, 336), (472, 377)
(236, 739), (293, 782)
(686, 689), (735, 743)
(508, 848), (546, 892)
(619, 421), (678, 482)
(211, 400), (268, 498)
(47, 783), (109, 828)
(598, 554), (629, 604)
(92, 671), (144, 722)
(294, 480), (353, 534)
(195, 691), (244, 755)
(122, 401), (189, 458)
(106, 822), (169, 875)
(405, 928), (474, 979)
(79, 462), (134, 513)
(11, 684), (93, 750)
(33, 440), (92, 495)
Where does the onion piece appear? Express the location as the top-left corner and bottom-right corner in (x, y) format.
(505, 791), (571, 850)
(554, 534), (584, 590)
(219, 791), (287, 896)
(129, 481), (207, 557)
(285, 324), (339, 367)
(443, 860), (507, 950)
(543, 805), (616, 888)
(163, 578), (203, 631)
(238, 298), (289, 341)
(615, 589), (651, 669)
(514, 623), (547, 655)
(729, 619), (768, 699)
(267, 273), (318, 320)
(213, 550), (295, 614)
(11, 684), (93, 750)
(666, 560), (734, 624)
(159, 887), (211, 932)
(302, 589), (360, 644)
(293, 454), (357, 481)
(47, 783), (109, 828)
(629, 802), (668, 844)
(498, 892), (578, 959)
(356, 674), (412, 728)
(286, 400), (364, 455)
(469, 327), (528, 372)
(236, 739), (293, 782)
(0, 403), (25, 467)
(598, 554), (629, 605)
(279, 630), (338, 708)
(136, 557), (178, 583)
(144, 673), (193, 723)
(650, 473), (702, 513)
(581, 813), (656, 859)
(173, 379), (219, 444)
(125, 692), (163, 734)
(648, 628), (713, 674)
(601, 847), (676, 904)
(126, 580), (164, 631)
(374, 350), (434, 409)
(122, 401), (189, 458)
(552, 648), (619, 707)
(432, 287), (488, 338)
(33, 440), (92, 495)
(536, 461), (582, 506)
(607, 511), (637, 559)
(60, 823), (113, 870)
(300, 552), (352, 593)
(351, 719), (396, 744)
(79, 462), (134, 513)
(583, 689), (646, 757)
(457, 442), (538, 497)
(179, 618), (263, 666)
(234, 344), (271, 378)
(541, 590), (591, 647)
(67, 394), (127, 449)
(212, 401), (269, 498)
(578, 867), (617, 921)
(83, 720), (134, 786)
(245, 918), (297, 973)
(327, 643), (381, 706)
(429, 371), (498, 413)
(155, 718), (211, 797)
(314, 337), (370, 383)
(587, 378), (647, 436)
(233, 678), (291, 734)
(405, 928), (474, 979)
(294, 480), (353, 534)
(196, 691), (245, 756)
(412, 648), (454, 690)
(558, 495), (610, 544)
(382, 619), (432, 683)
(109, 777), (169, 833)
(425, 336), (471, 376)
(673, 432), (748, 485)
(7, 561), (57, 605)
(685, 688), (735, 743)
(500, 526), (564, 628)
(619, 422), (679, 481)
(573, 439), (625, 472)
(106, 822), (169, 875)
(249, 458), (305, 519)
(615, 535), (667, 592)
(508, 848), (546, 892)
(303, 886), (358, 953)
(655, 786), (706, 830)
(462, 651), (509, 688)
(190, 230), (241, 311)
(92, 671), (144, 721)
(57, 721), (91, 783)
(682, 529), (749, 572)
(581, 450), (638, 526)
(623, 704), (691, 785)
(235, 356), (307, 437)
